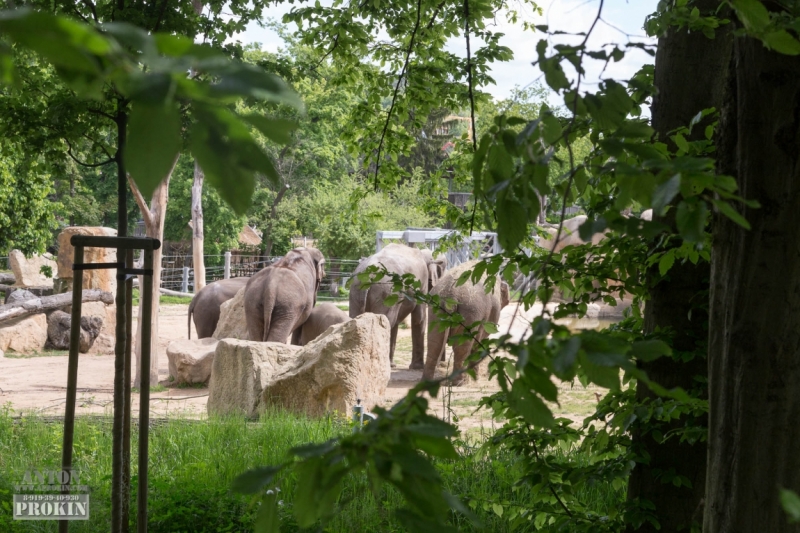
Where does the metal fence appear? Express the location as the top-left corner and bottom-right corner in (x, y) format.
(159, 252), (360, 301)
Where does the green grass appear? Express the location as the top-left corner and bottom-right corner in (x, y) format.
(131, 289), (193, 306)
(0, 408), (623, 532)
(131, 384), (167, 393)
(3, 350), (69, 359)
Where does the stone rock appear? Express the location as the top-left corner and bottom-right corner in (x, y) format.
(56, 227), (118, 293)
(0, 348), (4, 358)
(261, 313), (391, 417)
(46, 310), (103, 353)
(0, 314), (47, 353)
(9, 250), (57, 288)
(88, 334), (115, 355)
(212, 287), (250, 340)
(3, 287), (52, 304)
(207, 340), (301, 418)
(6, 289), (37, 305)
(68, 301), (116, 338)
(167, 338), (219, 385)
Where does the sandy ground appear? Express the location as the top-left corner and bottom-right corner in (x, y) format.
(0, 303), (613, 433)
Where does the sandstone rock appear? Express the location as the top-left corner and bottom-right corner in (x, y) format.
(212, 287), (250, 340)
(207, 340), (301, 418)
(0, 348), (4, 358)
(167, 338), (219, 385)
(88, 334), (115, 355)
(56, 227), (118, 293)
(0, 313), (47, 353)
(69, 301), (116, 338)
(46, 310), (102, 353)
(9, 250), (57, 288)
(261, 313), (391, 417)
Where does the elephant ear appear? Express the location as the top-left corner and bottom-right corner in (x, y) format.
(428, 258), (447, 290)
(316, 257), (326, 280)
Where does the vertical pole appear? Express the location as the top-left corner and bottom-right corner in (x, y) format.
(224, 252), (231, 280)
(181, 266), (189, 293)
(59, 245), (84, 533)
(122, 248), (133, 533)
(137, 248), (154, 533)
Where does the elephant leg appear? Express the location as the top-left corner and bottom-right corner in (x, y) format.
(408, 304), (426, 370)
(423, 319), (448, 381)
(450, 333), (475, 387)
(290, 326), (302, 346)
(389, 324), (398, 368)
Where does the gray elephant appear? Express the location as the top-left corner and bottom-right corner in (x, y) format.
(188, 277), (250, 339)
(244, 247), (326, 343)
(422, 259), (510, 385)
(294, 303), (349, 346)
(349, 244), (447, 369)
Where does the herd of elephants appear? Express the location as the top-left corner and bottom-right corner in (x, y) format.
(187, 211), (652, 386)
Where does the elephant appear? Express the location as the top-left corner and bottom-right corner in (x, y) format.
(349, 243), (447, 369)
(293, 303), (349, 346)
(422, 259), (510, 385)
(536, 215), (607, 253)
(244, 247), (326, 343)
(188, 277), (250, 339)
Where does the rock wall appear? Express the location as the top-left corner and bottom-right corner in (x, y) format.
(212, 287), (250, 340)
(57, 227), (118, 293)
(9, 250), (57, 288)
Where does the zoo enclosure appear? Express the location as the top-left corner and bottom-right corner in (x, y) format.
(159, 252), (359, 301)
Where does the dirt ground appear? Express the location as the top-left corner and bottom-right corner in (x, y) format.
(0, 303), (612, 434)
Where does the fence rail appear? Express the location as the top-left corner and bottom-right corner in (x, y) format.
(160, 253), (360, 301)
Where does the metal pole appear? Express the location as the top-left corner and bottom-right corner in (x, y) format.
(137, 248), (154, 533)
(224, 251), (231, 279)
(59, 245), (84, 533)
(122, 248), (133, 533)
(112, 248), (128, 533)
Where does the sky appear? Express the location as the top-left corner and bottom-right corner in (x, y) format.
(235, 0), (659, 102)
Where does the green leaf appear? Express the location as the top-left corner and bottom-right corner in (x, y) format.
(482, 322), (499, 335)
(763, 31), (800, 55)
(780, 488), (800, 523)
(658, 250), (676, 276)
(242, 115), (298, 145)
(253, 491), (280, 533)
(492, 503), (504, 517)
(209, 64), (304, 109)
(631, 340), (672, 362)
(712, 199), (751, 229)
(553, 337), (580, 375)
(231, 466), (282, 495)
(540, 112), (562, 145)
(125, 102), (182, 199)
(510, 380), (554, 427)
(652, 174), (681, 214)
(383, 294), (400, 307)
(730, 0), (771, 32)
(496, 199), (528, 251)
(676, 200), (709, 243)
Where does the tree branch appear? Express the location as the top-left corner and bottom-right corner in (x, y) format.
(86, 106), (115, 121)
(64, 138), (114, 168)
(127, 174), (154, 228)
(81, 0), (99, 22)
(373, 0), (423, 191)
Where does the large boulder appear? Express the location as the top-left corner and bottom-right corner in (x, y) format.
(88, 334), (115, 355)
(5, 289), (37, 305)
(167, 338), (219, 385)
(207, 340), (301, 418)
(57, 227), (118, 293)
(0, 314), (47, 353)
(212, 287), (250, 340)
(261, 313), (391, 417)
(67, 301), (116, 338)
(9, 250), (57, 288)
(46, 310), (102, 353)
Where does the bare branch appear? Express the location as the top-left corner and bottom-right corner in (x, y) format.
(80, 0), (99, 22)
(64, 138), (114, 168)
(127, 174), (154, 228)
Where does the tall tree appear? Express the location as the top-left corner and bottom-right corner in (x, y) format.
(191, 0), (206, 293)
(706, 7), (800, 530)
(626, 2), (731, 531)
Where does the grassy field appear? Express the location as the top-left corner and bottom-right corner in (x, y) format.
(0, 408), (623, 532)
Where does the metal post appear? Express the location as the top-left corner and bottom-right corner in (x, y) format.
(137, 248), (154, 533)
(112, 246), (127, 533)
(224, 251), (231, 279)
(59, 245), (84, 533)
(122, 248), (133, 533)
(181, 266), (189, 293)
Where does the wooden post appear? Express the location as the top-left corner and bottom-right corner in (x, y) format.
(224, 252), (231, 279)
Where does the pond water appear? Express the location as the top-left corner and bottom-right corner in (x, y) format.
(556, 317), (619, 332)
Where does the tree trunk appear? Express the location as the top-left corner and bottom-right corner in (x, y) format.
(705, 34), (800, 532)
(128, 158), (177, 389)
(0, 290), (114, 323)
(626, 4), (731, 531)
(191, 160), (206, 293)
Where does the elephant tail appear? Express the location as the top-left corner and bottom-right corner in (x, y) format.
(187, 297), (196, 339)
(261, 299), (275, 342)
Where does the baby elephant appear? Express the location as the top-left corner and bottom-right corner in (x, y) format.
(294, 303), (349, 346)
(422, 259), (510, 385)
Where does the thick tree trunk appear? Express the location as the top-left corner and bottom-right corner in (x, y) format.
(0, 290), (113, 323)
(191, 160), (206, 293)
(129, 158), (176, 389)
(626, 4), (731, 531)
(705, 36), (800, 532)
